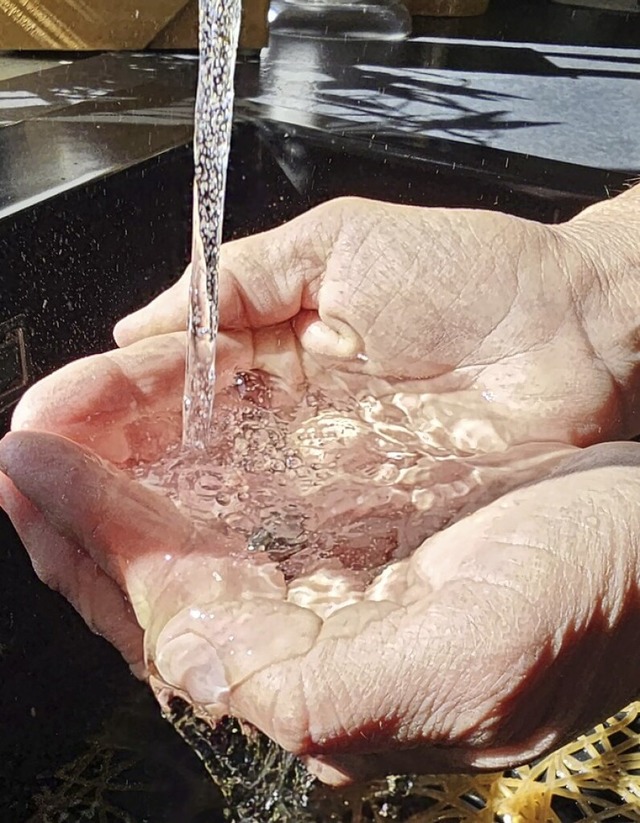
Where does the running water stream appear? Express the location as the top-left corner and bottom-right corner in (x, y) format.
(183, 0), (242, 451)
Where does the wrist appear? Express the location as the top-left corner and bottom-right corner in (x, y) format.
(555, 184), (640, 436)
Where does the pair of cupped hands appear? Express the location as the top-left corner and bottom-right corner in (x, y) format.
(2, 194), (640, 787)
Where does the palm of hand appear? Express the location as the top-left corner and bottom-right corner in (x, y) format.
(3, 378), (639, 787)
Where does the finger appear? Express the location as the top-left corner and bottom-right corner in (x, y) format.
(302, 746), (472, 787)
(114, 272), (191, 346)
(0, 471), (144, 672)
(113, 201), (345, 346)
(0, 431), (203, 623)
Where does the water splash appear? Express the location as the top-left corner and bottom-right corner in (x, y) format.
(137, 372), (574, 583)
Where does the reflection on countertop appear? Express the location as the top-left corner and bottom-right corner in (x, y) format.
(0, 53), (74, 82)
(0, 33), (638, 222)
(252, 34), (640, 172)
(415, 0), (640, 47)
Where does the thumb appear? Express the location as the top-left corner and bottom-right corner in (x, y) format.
(114, 202), (341, 347)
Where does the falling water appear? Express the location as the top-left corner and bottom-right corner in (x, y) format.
(182, 0), (243, 451)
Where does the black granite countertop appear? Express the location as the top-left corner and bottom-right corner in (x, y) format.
(0, 28), (638, 223)
(253, 35), (640, 172)
(415, 0), (640, 48)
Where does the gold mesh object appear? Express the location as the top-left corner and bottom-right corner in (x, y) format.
(362, 702), (640, 821)
(168, 699), (640, 821)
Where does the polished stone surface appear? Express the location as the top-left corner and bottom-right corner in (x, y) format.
(251, 35), (640, 171)
(0, 36), (637, 226)
(0, 53), (197, 216)
(0, 54), (66, 82)
(416, 0), (640, 47)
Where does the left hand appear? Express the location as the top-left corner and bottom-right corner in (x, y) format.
(2, 333), (639, 786)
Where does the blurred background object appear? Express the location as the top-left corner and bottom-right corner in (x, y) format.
(0, 0), (270, 51)
(268, 0), (412, 41)
(5, 0), (640, 55)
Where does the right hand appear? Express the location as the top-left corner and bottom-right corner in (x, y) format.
(115, 195), (639, 450)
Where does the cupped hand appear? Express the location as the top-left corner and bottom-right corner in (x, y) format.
(2, 419), (640, 786)
(115, 196), (635, 446)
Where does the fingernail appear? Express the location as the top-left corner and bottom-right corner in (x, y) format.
(154, 631), (230, 711)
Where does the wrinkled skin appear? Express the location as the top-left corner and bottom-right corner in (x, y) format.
(1, 197), (639, 786)
(113, 197), (636, 444)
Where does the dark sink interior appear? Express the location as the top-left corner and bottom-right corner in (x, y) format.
(0, 112), (634, 822)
